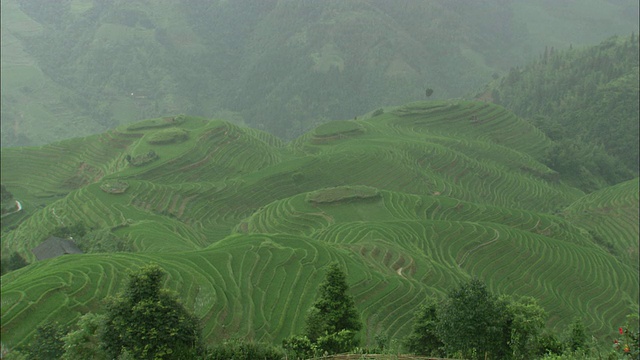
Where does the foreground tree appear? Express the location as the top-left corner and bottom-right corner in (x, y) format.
(23, 322), (67, 360)
(99, 264), (203, 359)
(285, 262), (362, 355)
(501, 295), (547, 359)
(61, 313), (108, 360)
(563, 318), (587, 353)
(405, 296), (444, 356)
(437, 278), (506, 359)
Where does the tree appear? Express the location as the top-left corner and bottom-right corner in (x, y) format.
(405, 296), (444, 356)
(23, 322), (67, 360)
(99, 264), (203, 360)
(437, 278), (506, 359)
(304, 263), (362, 353)
(1, 183), (13, 202)
(500, 295), (547, 360)
(61, 313), (108, 360)
(1, 252), (29, 275)
(8, 252), (29, 271)
(425, 88), (434, 98)
(564, 318), (587, 353)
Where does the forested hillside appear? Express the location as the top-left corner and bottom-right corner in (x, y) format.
(478, 35), (639, 190)
(1, 102), (637, 352)
(2, 0), (638, 146)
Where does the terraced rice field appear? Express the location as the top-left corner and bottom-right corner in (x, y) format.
(1, 101), (637, 348)
(562, 178), (640, 269)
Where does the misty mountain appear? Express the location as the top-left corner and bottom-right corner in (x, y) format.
(2, 0), (638, 146)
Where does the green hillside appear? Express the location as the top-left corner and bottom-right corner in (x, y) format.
(562, 179), (640, 269)
(2, 0), (638, 146)
(1, 101), (637, 349)
(478, 35), (639, 185)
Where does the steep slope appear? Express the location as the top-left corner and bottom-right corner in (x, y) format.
(478, 35), (639, 183)
(562, 178), (640, 269)
(1, 101), (637, 349)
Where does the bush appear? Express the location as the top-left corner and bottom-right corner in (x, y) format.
(1, 252), (29, 275)
(316, 330), (359, 355)
(22, 322), (67, 360)
(207, 339), (284, 360)
(99, 264), (203, 359)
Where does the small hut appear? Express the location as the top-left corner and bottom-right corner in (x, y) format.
(31, 236), (83, 261)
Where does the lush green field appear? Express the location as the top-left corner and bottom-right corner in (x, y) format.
(1, 101), (638, 349)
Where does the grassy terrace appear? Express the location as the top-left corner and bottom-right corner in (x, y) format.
(1, 101), (637, 348)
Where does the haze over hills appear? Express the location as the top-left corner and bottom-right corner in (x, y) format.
(1, 0), (638, 146)
(1, 101), (638, 349)
(1, 1), (638, 355)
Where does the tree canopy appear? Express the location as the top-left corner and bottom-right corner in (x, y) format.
(305, 263), (362, 340)
(437, 279), (506, 358)
(99, 264), (203, 359)
(285, 262), (363, 355)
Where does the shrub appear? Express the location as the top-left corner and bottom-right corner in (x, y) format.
(99, 264), (203, 359)
(207, 339), (284, 360)
(282, 335), (314, 359)
(22, 322), (67, 360)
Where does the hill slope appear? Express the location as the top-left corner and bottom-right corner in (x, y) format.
(478, 35), (639, 185)
(1, 101), (638, 349)
(2, 0), (638, 146)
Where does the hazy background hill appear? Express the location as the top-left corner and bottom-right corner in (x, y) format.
(2, 0), (638, 146)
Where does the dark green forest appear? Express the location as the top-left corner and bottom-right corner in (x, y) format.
(479, 35), (639, 190)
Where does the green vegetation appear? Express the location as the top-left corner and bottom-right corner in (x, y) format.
(0, 101), (637, 357)
(306, 263), (361, 355)
(404, 279), (549, 359)
(2, 2), (638, 357)
(313, 121), (364, 138)
(404, 279), (638, 360)
(20, 322), (67, 360)
(283, 263), (363, 358)
(2, 1), (637, 146)
(99, 180), (129, 194)
(146, 128), (189, 145)
(1, 184), (17, 215)
(100, 264), (203, 359)
(437, 279), (508, 358)
(0, 252), (29, 275)
(127, 116), (187, 132)
(305, 186), (380, 204)
(207, 339), (284, 360)
(481, 35), (639, 188)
